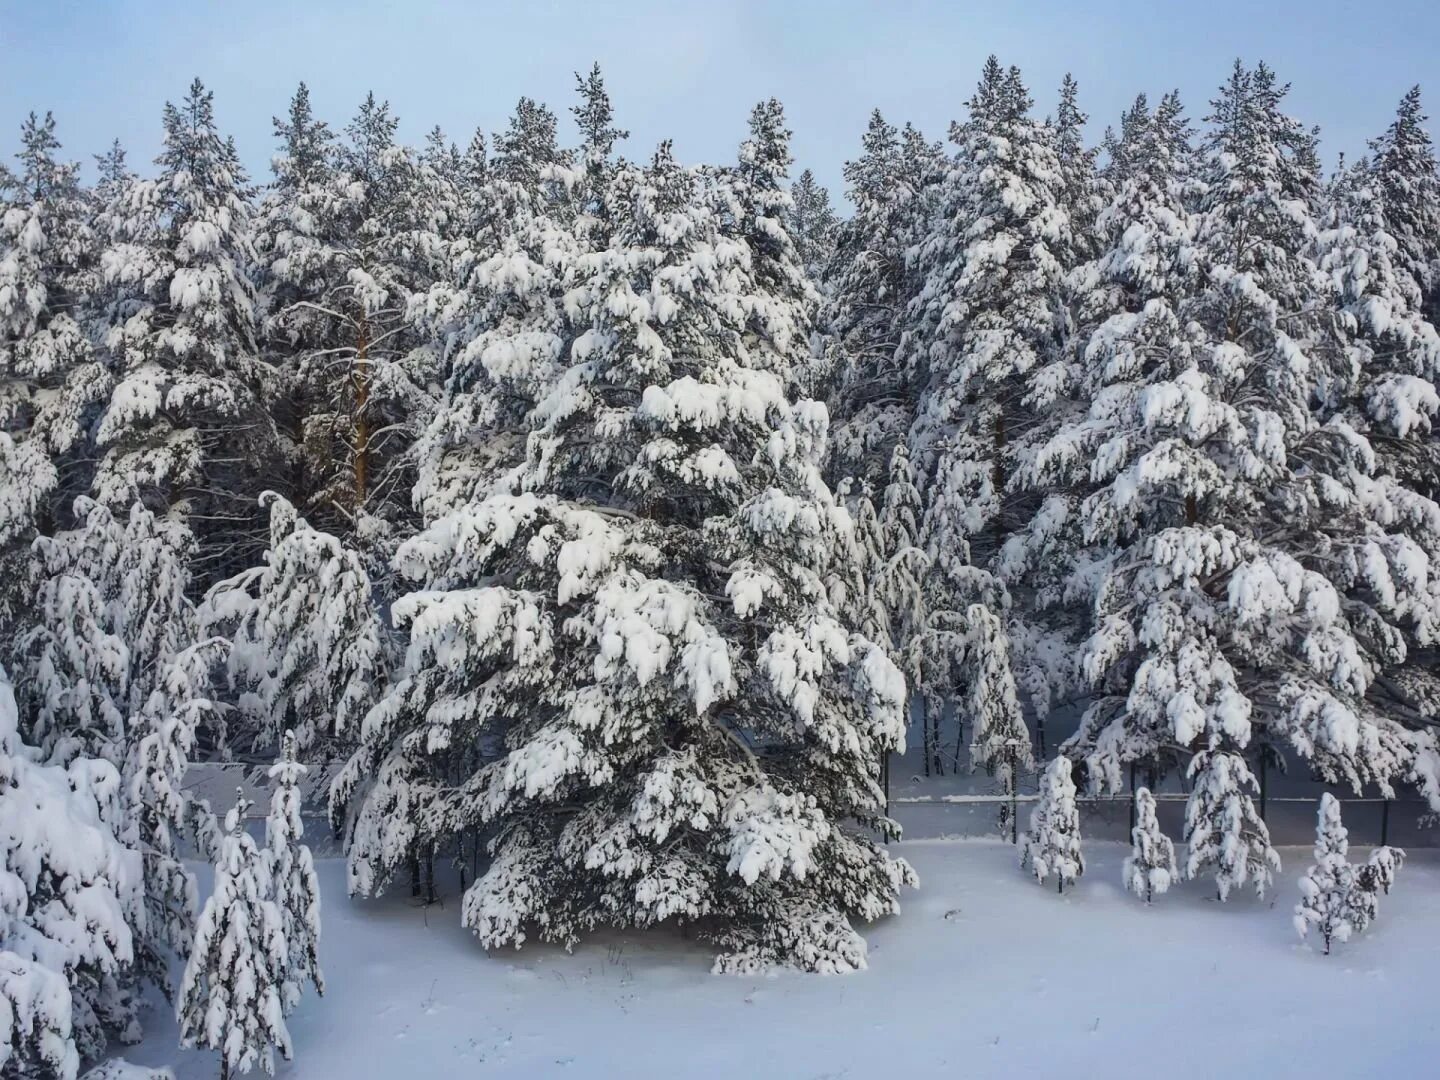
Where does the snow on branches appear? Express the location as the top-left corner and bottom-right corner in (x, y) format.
(1022, 756), (1084, 893)
(1294, 793), (1405, 953)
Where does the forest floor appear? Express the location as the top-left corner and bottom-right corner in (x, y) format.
(126, 840), (1440, 1079)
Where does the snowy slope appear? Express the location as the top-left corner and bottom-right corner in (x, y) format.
(123, 840), (1440, 1079)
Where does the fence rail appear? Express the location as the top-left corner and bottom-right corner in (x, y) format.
(886, 788), (1430, 847)
(891, 793), (1423, 805)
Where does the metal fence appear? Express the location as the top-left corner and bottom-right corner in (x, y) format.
(885, 788), (1433, 848)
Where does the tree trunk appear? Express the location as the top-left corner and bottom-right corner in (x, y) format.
(353, 315), (371, 513)
(992, 411), (1007, 592)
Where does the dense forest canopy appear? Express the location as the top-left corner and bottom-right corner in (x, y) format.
(2, 55), (1439, 1077)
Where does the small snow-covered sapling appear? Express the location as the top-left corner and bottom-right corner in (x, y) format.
(177, 790), (291, 1080)
(1123, 787), (1176, 903)
(1022, 756), (1084, 894)
(1294, 794), (1406, 954)
(267, 730), (325, 1013)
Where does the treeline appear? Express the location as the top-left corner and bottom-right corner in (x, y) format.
(1, 55), (1439, 1075)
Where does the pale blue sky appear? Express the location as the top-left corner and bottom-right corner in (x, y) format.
(2, 0), (1437, 201)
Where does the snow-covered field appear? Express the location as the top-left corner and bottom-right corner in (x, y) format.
(125, 840), (1440, 1079)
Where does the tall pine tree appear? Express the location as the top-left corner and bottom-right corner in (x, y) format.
(335, 136), (913, 973)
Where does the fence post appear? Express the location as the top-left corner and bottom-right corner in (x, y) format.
(1011, 776), (1019, 846)
(1381, 797), (1390, 847)
(1128, 764), (1137, 832)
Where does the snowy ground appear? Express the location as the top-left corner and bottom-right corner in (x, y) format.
(125, 840), (1440, 1079)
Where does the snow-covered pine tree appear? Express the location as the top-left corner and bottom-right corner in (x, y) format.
(266, 731), (323, 1012)
(1050, 74), (1101, 262)
(15, 528), (127, 767)
(259, 91), (439, 547)
(454, 127), (489, 224)
(863, 445), (929, 664)
(834, 443), (956, 779)
(1123, 787), (1176, 903)
(822, 112), (957, 772)
(410, 95), (582, 523)
(1344, 843), (1405, 938)
(836, 476), (891, 653)
(894, 121), (950, 290)
(1096, 93), (1152, 191)
(1293, 793), (1358, 953)
(875, 441), (964, 771)
(177, 792), (290, 1080)
(251, 82), (334, 502)
(787, 168), (837, 282)
(1029, 90), (1204, 787)
(0, 112), (110, 562)
(1366, 87), (1440, 320)
(492, 96), (570, 192)
(569, 63), (628, 252)
(334, 136), (913, 974)
(124, 636), (225, 999)
(1059, 64), (1440, 822)
(1326, 844), (1403, 953)
(904, 58), (1075, 744)
(906, 55), (1073, 520)
(418, 125), (469, 249)
(825, 109), (917, 491)
(204, 491), (385, 755)
(1310, 153), (1440, 734)
(1294, 793), (1405, 953)
(728, 99), (817, 398)
(91, 141), (133, 239)
(1363, 843), (1404, 895)
(15, 494), (217, 1005)
(0, 662), (147, 1075)
(16, 497), (197, 765)
(1184, 739), (1279, 901)
(819, 112), (919, 739)
(89, 80), (281, 582)
(1021, 755), (1083, 893)
(965, 603), (1033, 841)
